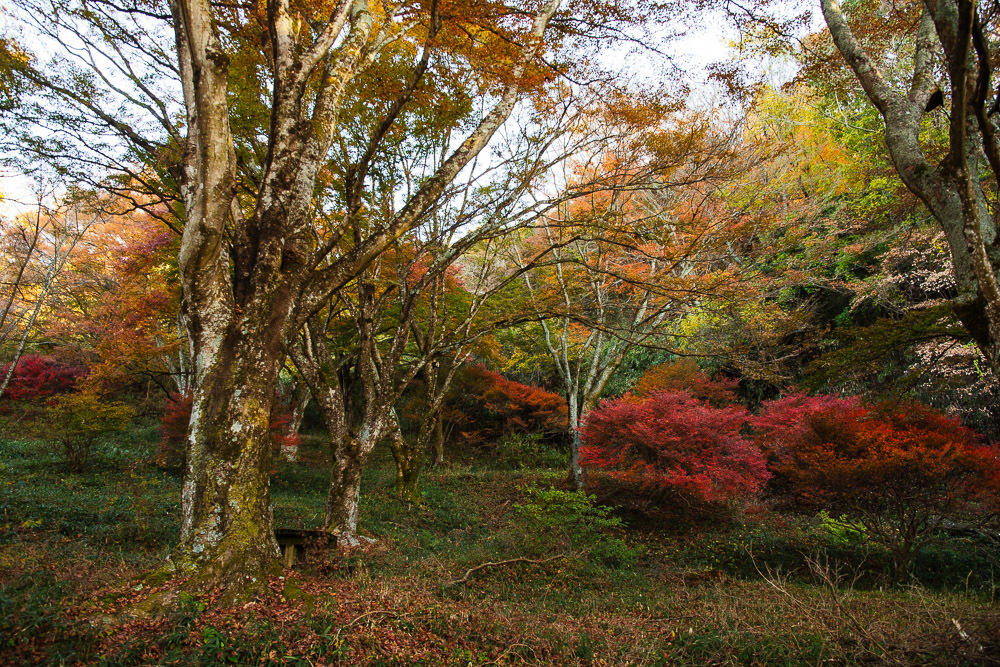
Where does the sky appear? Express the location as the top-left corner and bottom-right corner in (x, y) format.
(0, 4), (744, 218)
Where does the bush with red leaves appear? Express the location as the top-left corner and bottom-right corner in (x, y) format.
(748, 392), (865, 500)
(752, 394), (1000, 578)
(0, 354), (87, 404)
(156, 392), (301, 472)
(580, 391), (768, 508)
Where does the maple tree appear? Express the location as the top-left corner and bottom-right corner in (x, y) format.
(510, 109), (758, 486)
(754, 393), (999, 578)
(580, 390), (768, 507)
(34, 389), (134, 472)
(0, 354), (86, 405)
(446, 365), (568, 448)
(42, 206), (187, 397)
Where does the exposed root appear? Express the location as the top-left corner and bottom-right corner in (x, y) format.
(337, 533), (377, 548)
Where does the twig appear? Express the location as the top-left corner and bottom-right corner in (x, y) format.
(332, 609), (402, 649)
(343, 609), (399, 629)
(445, 553), (573, 586)
(647, 615), (699, 623)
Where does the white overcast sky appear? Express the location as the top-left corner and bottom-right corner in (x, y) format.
(0, 6), (744, 217)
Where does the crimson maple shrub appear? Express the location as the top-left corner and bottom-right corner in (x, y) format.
(753, 394), (1000, 580)
(0, 354), (87, 404)
(157, 393), (300, 472)
(579, 391), (768, 511)
(749, 392), (865, 501)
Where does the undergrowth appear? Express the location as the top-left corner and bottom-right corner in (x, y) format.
(2, 429), (998, 665)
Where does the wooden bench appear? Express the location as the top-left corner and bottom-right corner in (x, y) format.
(275, 528), (335, 569)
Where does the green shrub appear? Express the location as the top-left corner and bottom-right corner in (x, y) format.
(514, 480), (640, 568)
(495, 432), (568, 470)
(33, 392), (134, 471)
(818, 510), (867, 544)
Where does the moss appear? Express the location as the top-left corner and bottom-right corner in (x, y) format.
(126, 589), (181, 619)
(282, 577), (315, 611)
(141, 565), (176, 588)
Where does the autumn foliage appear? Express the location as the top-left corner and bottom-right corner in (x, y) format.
(580, 391), (769, 506)
(157, 393), (300, 472)
(752, 394), (1000, 576)
(0, 354), (86, 404)
(38, 390), (134, 471)
(631, 359), (739, 407)
(446, 365), (568, 448)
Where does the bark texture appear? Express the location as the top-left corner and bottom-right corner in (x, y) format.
(822, 0), (1000, 375)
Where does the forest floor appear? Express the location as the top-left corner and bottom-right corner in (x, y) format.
(2, 425), (1000, 665)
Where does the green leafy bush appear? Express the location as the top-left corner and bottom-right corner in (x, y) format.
(818, 510), (866, 545)
(35, 391), (134, 471)
(514, 480), (639, 568)
(495, 433), (568, 470)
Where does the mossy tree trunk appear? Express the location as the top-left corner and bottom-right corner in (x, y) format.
(387, 410), (423, 504)
(178, 328), (285, 595)
(822, 0), (1000, 376)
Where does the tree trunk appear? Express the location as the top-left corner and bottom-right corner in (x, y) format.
(323, 417), (387, 545)
(387, 412), (423, 504)
(567, 394), (585, 490)
(432, 415), (446, 467)
(281, 380), (311, 461)
(323, 435), (365, 545)
(176, 330), (284, 598)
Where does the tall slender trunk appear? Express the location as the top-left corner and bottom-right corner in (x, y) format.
(431, 415), (446, 467)
(281, 380), (311, 461)
(387, 411), (422, 504)
(567, 393), (584, 489)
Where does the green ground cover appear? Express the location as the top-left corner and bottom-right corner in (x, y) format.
(1, 427), (998, 665)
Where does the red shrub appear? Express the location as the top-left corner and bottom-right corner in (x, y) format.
(156, 392), (301, 471)
(750, 392), (866, 481)
(580, 391), (768, 505)
(0, 354), (87, 403)
(753, 394), (1000, 578)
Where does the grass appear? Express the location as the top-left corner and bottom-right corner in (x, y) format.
(2, 427), (999, 665)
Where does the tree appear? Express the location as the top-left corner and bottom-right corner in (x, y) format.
(0, 189), (96, 400)
(446, 364), (568, 446)
(288, 79), (656, 534)
(579, 390), (768, 507)
(820, 0), (1000, 377)
(41, 204), (188, 397)
(755, 394), (1000, 580)
(6, 0), (626, 596)
(510, 110), (753, 487)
